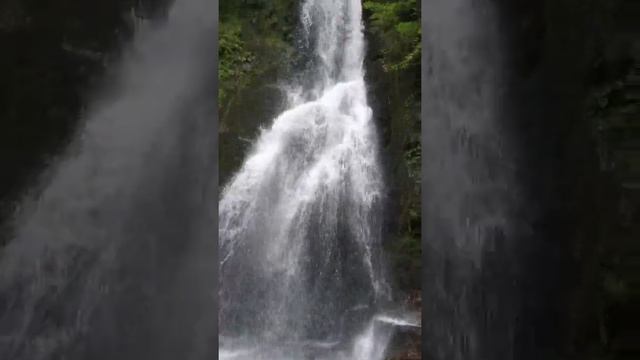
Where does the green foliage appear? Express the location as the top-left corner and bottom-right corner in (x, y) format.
(364, 4), (422, 293)
(364, 0), (420, 72)
(219, 20), (255, 105)
(364, 0), (416, 29)
(218, 0), (296, 112)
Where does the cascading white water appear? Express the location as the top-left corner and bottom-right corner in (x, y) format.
(219, 0), (394, 358)
(0, 1), (217, 359)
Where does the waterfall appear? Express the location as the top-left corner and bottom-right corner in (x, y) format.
(219, 0), (393, 358)
(0, 1), (217, 359)
(423, 0), (521, 359)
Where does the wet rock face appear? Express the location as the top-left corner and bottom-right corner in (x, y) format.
(495, 1), (602, 359)
(385, 322), (421, 360)
(485, 0), (636, 359)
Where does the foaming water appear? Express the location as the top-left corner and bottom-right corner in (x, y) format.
(219, 0), (393, 358)
(219, 317), (396, 360)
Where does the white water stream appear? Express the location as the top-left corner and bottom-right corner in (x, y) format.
(219, 0), (398, 359)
